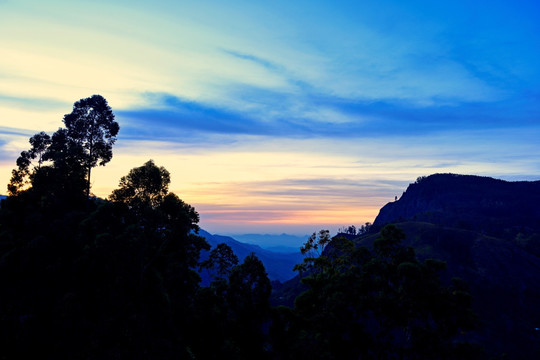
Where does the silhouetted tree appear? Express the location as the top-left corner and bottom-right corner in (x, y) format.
(283, 225), (479, 359)
(189, 251), (272, 359)
(110, 160), (170, 217)
(8, 131), (51, 195)
(0, 136), (214, 359)
(338, 225), (357, 235)
(7, 95), (117, 204)
(293, 229), (331, 275)
(358, 222), (372, 235)
(227, 253), (272, 359)
(63, 94), (119, 198)
(201, 243), (239, 281)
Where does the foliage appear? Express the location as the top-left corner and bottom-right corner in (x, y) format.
(283, 224), (480, 359)
(7, 132), (51, 195)
(189, 252), (272, 359)
(109, 159), (171, 213)
(337, 222), (372, 235)
(0, 160), (209, 359)
(63, 94), (119, 197)
(201, 242), (239, 281)
(293, 229), (331, 275)
(7, 95), (118, 204)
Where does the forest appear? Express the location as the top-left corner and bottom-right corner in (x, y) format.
(0, 96), (486, 359)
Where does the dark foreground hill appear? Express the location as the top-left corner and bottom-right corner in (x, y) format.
(356, 221), (540, 358)
(274, 173), (540, 358)
(371, 174), (540, 358)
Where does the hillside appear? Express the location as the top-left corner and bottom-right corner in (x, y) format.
(275, 174), (540, 358)
(370, 174), (540, 358)
(356, 221), (540, 357)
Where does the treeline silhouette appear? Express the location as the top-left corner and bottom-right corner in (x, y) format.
(0, 96), (480, 359)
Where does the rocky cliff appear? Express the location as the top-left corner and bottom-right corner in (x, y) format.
(374, 173), (540, 238)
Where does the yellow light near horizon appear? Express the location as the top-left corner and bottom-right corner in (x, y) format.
(85, 139), (395, 234)
(4, 123), (535, 235)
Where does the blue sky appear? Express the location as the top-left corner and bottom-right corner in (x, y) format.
(1, 0), (539, 234)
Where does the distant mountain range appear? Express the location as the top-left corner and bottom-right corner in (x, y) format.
(224, 233), (309, 251)
(198, 229), (304, 283)
(275, 173), (540, 358)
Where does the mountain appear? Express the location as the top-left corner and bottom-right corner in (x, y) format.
(198, 229), (303, 283)
(371, 174), (540, 358)
(275, 173), (540, 358)
(374, 173), (540, 238)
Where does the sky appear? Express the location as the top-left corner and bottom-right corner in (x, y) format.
(1, 0), (539, 235)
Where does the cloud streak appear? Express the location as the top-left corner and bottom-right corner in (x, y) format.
(115, 90), (539, 143)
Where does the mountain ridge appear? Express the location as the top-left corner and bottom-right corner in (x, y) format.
(373, 173), (540, 237)
(198, 229), (303, 282)
(274, 173), (540, 358)
(225, 233), (309, 250)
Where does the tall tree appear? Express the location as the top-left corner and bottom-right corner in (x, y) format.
(201, 243), (239, 281)
(63, 94), (119, 198)
(109, 160), (171, 216)
(7, 131), (51, 195)
(286, 225), (480, 359)
(227, 253), (272, 358)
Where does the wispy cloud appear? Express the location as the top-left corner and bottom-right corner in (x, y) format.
(115, 90), (537, 144)
(222, 49), (284, 73)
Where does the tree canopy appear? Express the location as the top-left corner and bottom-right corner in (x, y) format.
(281, 225), (480, 359)
(7, 95), (118, 205)
(63, 94), (119, 198)
(109, 159), (170, 212)
(0, 154), (212, 359)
